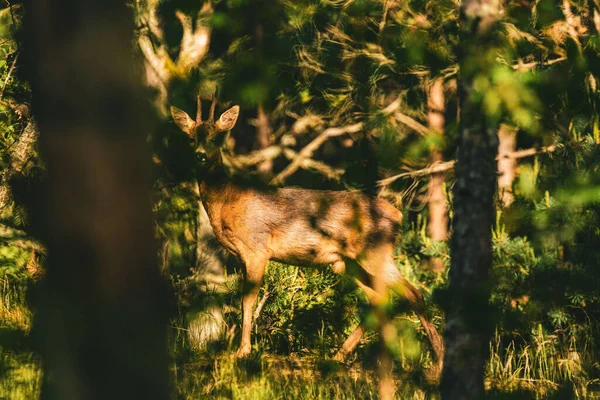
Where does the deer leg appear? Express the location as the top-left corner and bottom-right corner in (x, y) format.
(381, 260), (444, 372)
(335, 270), (385, 361)
(348, 248), (444, 374)
(236, 257), (267, 358)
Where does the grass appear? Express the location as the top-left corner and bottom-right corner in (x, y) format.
(486, 328), (600, 399)
(1, 326), (600, 399)
(173, 353), (430, 400)
(1, 266), (599, 399)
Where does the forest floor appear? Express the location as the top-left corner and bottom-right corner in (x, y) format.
(2, 349), (600, 399)
(172, 352), (600, 399)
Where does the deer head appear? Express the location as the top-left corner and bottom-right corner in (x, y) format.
(170, 96), (240, 169)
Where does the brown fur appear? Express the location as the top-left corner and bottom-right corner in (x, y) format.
(170, 101), (444, 371)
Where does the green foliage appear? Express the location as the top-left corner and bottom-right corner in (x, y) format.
(253, 262), (361, 356)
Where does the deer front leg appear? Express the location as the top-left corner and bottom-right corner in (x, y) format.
(236, 257), (267, 358)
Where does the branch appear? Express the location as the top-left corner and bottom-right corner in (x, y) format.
(377, 144), (558, 187)
(512, 57), (566, 71)
(223, 144), (344, 182)
(223, 145), (282, 170)
(281, 148), (344, 181)
(175, 2), (213, 72)
(253, 290), (270, 321)
(145, 0), (164, 42)
(137, 34), (173, 84)
(137, 1), (213, 114)
(270, 122), (363, 185)
(393, 111), (429, 136)
(271, 98), (405, 185)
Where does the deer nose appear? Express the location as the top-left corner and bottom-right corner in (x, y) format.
(196, 152), (207, 164)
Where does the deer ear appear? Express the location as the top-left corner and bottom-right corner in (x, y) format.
(170, 106), (196, 136)
(215, 105), (240, 131)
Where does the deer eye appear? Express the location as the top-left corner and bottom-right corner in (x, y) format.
(188, 137), (196, 144)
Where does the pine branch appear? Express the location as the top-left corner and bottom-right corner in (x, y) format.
(377, 144), (558, 187)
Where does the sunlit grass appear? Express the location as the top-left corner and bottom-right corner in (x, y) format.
(173, 353), (431, 400)
(486, 328), (600, 399)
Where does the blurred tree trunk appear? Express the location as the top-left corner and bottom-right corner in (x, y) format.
(497, 124), (517, 207)
(441, 0), (500, 398)
(427, 78), (448, 272)
(23, 1), (169, 399)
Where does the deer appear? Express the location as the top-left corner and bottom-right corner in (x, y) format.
(170, 96), (444, 371)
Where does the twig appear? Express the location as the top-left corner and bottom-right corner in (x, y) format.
(512, 57), (566, 71)
(393, 111), (429, 136)
(253, 290), (270, 321)
(281, 148), (344, 181)
(377, 144), (558, 187)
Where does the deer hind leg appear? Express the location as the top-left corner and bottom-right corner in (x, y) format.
(340, 247), (444, 370)
(334, 270), (385, 361)
(236, 255), (267, 358)
(377, 253), (444, 371)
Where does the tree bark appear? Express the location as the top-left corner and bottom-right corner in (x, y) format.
(427, 78), (448, 272)
(497, 124), (517, 207)
(441, 0), (501, 398)
(256, 103), (274, 177)
(22, 1), (169, 398)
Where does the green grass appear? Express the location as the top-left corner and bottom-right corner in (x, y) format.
(1, 335), (599, 399)
(486, 328), (600, 399)
(173, 354), (430, 400)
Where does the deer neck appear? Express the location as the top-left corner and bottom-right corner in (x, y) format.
(196, 154), (236, 211)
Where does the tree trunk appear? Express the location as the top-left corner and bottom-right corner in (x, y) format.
(22, 1), (169, 398)
(497, 124), (517, 207)
(441, 0), (501, 398)
(256, 103), (273, 177)
(427, 78), (448, 272)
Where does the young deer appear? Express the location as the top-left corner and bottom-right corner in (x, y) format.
(170, 97), (444, 367)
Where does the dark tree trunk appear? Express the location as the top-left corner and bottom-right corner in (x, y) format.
(441, 0), (501, 398)
(22, 1), (170, 399)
